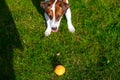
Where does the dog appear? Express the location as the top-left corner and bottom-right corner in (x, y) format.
(40, 0), (75, 36)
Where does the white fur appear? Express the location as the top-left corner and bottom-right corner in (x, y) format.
(65, 8), (75, 33)
(44, 0), (75, 36)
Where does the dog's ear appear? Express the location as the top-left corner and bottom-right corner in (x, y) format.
(40, 2), (48, 10)
(60, 2), (70, 12)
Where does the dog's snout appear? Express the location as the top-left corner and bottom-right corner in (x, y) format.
(52, 27), (57, 30)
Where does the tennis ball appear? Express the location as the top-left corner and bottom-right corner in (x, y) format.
(54, 65), (65, 76)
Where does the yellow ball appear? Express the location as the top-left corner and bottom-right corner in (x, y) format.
(54, 65), (65, 76)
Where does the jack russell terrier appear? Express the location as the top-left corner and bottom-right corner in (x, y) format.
(40, 0), (75, 36)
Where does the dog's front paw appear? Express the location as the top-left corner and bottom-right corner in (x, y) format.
(68, 25), (75, 33)
(45, 28), (51, 36)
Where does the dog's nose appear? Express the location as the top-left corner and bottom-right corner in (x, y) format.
(51, 27), (57, 30)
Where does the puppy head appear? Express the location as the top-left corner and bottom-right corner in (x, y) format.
(40, 0), (69, 32)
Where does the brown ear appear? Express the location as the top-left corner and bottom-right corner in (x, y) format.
(61, 2), (70, 12)
(40, 2), (47, 10)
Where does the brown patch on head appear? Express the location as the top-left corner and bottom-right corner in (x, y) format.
(40, 1), (55, 20)
(63, 0), (67, 3)
(55, 0), (69, 21)
(40, 0), (69, 21)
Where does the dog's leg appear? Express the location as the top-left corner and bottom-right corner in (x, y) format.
(65, 8), (75, 33)
(44, 13), (51, 36)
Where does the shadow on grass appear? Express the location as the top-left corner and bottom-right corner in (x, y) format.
(0, 0), (23, 80)
(31, 0), (44, 17)
(51, 55), (62, 69)
(31, 0), (47, 37)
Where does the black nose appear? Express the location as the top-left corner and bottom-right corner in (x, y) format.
(52, 27), (57, 30)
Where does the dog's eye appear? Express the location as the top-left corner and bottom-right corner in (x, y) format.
(47, 3), (51, 6)
(49, 14), (53, 19)
(58, 15), (61, 18)
(56, 15), (62, 21)
(59, 4), (61, 7)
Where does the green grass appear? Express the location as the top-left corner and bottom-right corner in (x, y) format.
(0, 0), (120, 80)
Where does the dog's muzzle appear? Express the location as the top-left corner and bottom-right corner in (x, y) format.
(51, 27), (58, 32)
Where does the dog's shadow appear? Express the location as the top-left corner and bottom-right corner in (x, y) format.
(31, 0), (44, 17)
(31, 0), (47, 37)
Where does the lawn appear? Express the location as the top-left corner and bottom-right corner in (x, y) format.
(0, 0), (120, 80)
